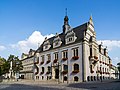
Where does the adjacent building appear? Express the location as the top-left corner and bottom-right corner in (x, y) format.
(20, 49), (35, 80)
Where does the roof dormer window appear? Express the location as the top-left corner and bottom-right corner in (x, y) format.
(65, 30), (77, 44)
(53, 34), (62, 48)
(43, 37), (51, 51)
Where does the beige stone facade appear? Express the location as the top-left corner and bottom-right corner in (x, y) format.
(20, 49), (35, 80)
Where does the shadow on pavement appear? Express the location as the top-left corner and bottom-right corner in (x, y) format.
(0, 84), (61, 90)
(67, 80), (120, 90)
(67, 83), (98, 90)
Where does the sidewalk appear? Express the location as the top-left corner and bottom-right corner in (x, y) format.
(1, 78), (120, 85)
(6, 79), (64, 85)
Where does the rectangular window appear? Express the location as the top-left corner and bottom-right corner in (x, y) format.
(41, 55), (44, 62)
(62, 50), (68, 58)
(42, 67), (44, 73)
(74, 64), (79, 71)
(54, 52), (58, 59)
(63, 65), (68, 71)
(73, 48), (78, 57)
(47, 54), (51, 61)
(90, 48), (92, 56)
(48, 66), (51, 72)
(68, 37), (73, 42)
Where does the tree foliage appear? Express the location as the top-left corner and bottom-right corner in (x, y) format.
(0, 57), (9, 75)
(0, 55), (23, 76)
(7, 55), (23, 73)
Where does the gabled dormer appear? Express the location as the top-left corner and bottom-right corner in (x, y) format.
(53, 33), (62, 48)
(29, 49), (35, 56)
(65, 29), (77, 44)
(43, 37), (51, 51)
(21, 53), (28, 59)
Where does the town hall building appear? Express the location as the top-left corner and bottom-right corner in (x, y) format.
(32, 14), (116, 83)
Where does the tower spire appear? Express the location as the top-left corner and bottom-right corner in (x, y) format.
(89, 14), (94, 26)
(64, 8), (69, 25)
(62, 8), (70, 33)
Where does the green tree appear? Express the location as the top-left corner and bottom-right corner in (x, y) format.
(8, 55), (23, 74)
(0, 55), (23, 76)
(0, 57), (9, 76)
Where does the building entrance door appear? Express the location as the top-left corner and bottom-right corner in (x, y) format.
(55, 68), (59, 79)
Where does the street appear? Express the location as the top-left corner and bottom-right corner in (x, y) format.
(0, 80), (120, 90)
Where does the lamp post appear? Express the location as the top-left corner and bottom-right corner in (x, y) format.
(100, 64), (102, 82)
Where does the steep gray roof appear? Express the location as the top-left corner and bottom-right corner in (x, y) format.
(35, 22), (88, 54)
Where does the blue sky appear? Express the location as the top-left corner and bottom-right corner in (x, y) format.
(0, 0), (120, 65)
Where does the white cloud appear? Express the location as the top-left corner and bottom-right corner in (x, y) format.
(112, 57), (120, 65)
(97, 40), (120, 65)
(0, 45), (6, 51)
(97, 40), (120, 51)
(10, 31), (54, 54)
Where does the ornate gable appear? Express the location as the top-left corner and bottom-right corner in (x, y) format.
(43, 37), (51, 51)
(53, 33), (62, 48)
(65, 29), (77, 44)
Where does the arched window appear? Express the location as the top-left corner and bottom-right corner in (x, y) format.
(87, 76), (90, 81)
(91, 76), (93, 81)
(74, 76), (79, 81)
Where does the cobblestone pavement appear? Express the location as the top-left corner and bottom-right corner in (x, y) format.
(0, 80), (120, 90)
